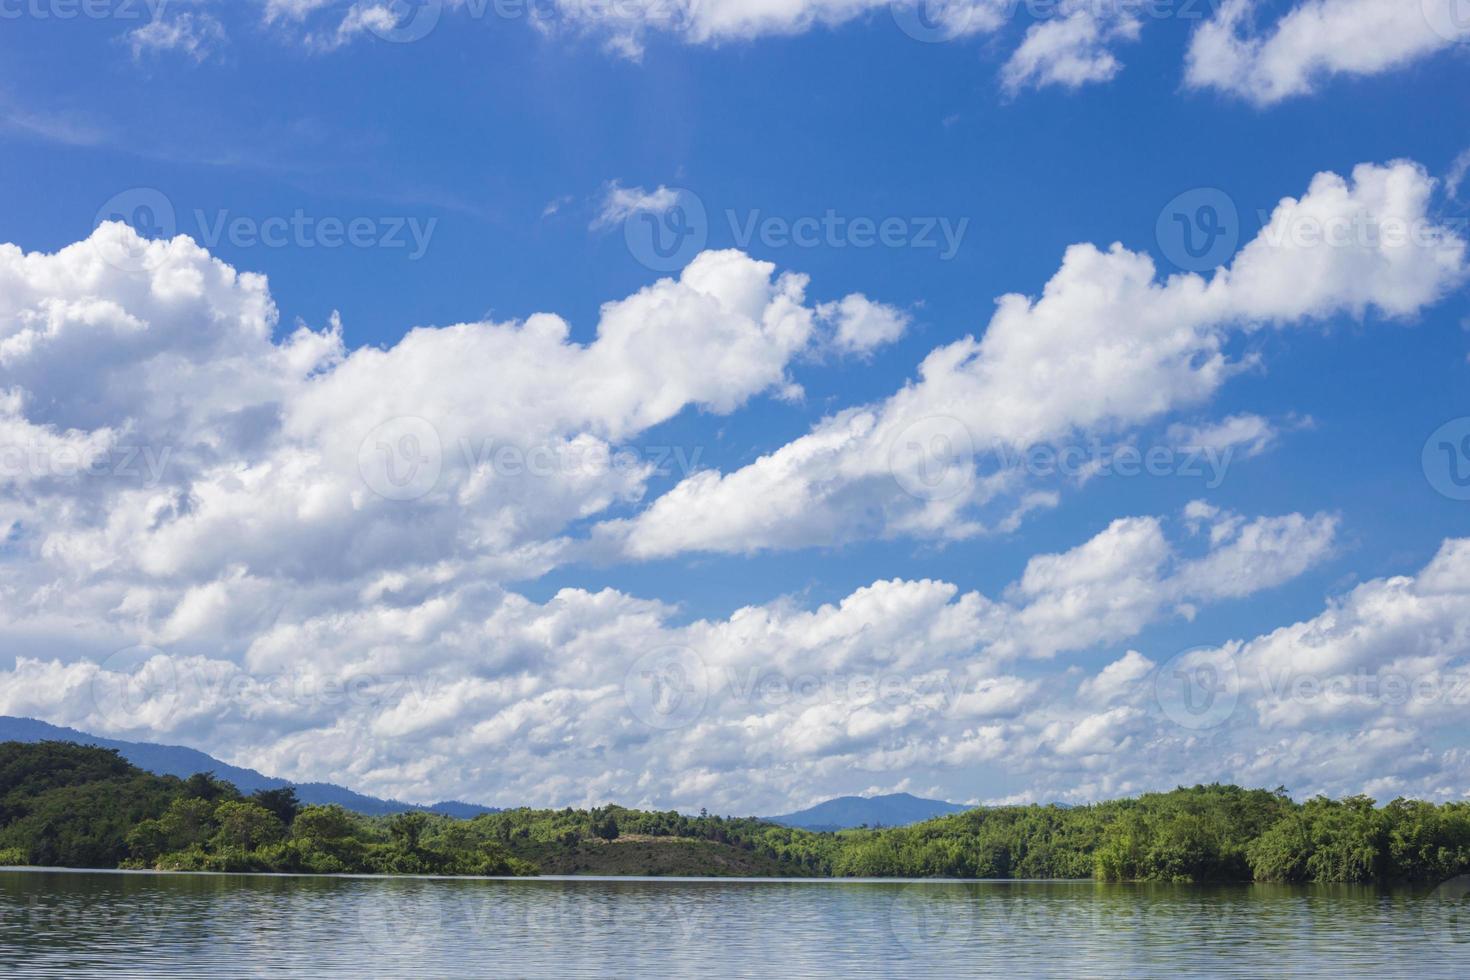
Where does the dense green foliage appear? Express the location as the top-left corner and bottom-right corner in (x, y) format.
(0, 742), (534, 876)
(4, 742), (1470, 883)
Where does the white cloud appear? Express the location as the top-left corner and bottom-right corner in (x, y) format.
(1185, 0), (1465, 105)
(593, 182), (681, 230)
(1166, 413), (1280, 459)
(817, 293), (911, 356)
(127, 12), (228, 62)
(1137, 539), (1470, 802)
(0, 227), (850, 622)
(998, 508), (1336, 658)
(601, 160), (1466, 560)
(1001, 7), (1142, 93)
(267, 0), (1005, 51)
(0, 503), (1335, 812)
(251, 0), (1111, 96)
(587, 0), (1008, 47)
(1077, 650), (1155, 705)
(0, 161), (1464, 813)
(1448, 148), (1470, 201)
(978, 538), (1470, 805)
(262, 0), (337, 22)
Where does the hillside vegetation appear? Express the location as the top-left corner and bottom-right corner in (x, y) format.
(4, 742), (1470, 883)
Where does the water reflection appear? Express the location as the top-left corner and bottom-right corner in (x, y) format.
(0, 870), (1463, 978)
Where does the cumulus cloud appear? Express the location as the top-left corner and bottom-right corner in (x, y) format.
(539, 0), (1009, 48)
(599, 160), (1466, 560)
(0, 227), (868, 656)
(896, 538), (1470, 806)
(1185, 0), (1466, 105)
(1134, 539), (1470, 803)
(0, 503), (1336, 811)
(817, 293), (911, 356)
(0, 160), (1463, 814)
(251, 0), (1145, 96)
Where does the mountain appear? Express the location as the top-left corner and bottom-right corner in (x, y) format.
(763, 792), (971, 831)
(0, 716), (496, 818)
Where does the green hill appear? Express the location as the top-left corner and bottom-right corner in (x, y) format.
(5, 741), (1470, 884)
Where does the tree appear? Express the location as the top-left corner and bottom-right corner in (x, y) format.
(290, 804), (366, 873)
(251, 787), (301, 827)
(592, 812), (620, 841)
(181, 772), (237, 803)
(212, 801), (286, 851)
(293, 804), (357, 843)
(156, 797), (218, 851)
(389, 811), (429, 850)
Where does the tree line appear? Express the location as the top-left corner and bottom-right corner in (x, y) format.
(0, 742), (534, 875)
(4, 742), (1470, 883)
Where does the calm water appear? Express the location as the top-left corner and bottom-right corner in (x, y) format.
(1, 869), (1467, 978)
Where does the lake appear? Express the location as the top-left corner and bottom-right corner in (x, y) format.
(1, 869), (1466, 977)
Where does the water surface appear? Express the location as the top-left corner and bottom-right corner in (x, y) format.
(1, 869), (1465, 977)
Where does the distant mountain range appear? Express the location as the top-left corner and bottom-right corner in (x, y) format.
(1, 717), (978, 829)
(764, 792), (971, 831)
(0, 716), (495, 819)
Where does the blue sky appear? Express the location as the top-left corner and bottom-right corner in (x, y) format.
(1, 0), (1469, 811)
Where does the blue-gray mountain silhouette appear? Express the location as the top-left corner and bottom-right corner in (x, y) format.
(0, 716), (494, 818)
(763, 792), (970, 831)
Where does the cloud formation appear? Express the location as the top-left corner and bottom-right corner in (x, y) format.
(599, 161), (1466, 560)
(0, 157), (1464, 813)
(0, 503), (1342, 812)
(1186, 0), (1466, 105)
